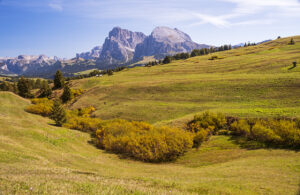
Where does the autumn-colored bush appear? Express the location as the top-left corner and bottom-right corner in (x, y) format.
(64, 106), (99, 132)
(229, 118), (300, 148)
(251, 121), (282, 143)
(64, 116), (101, 132)
(230, 119), (251, 137)
(193, 130), (209, 148)
(187, 111), (226, 134)
(187, 111), (226, 148)
(94, 119), (193, 162)
(25, 98), (53, 116)
(71, 88), (84, 97)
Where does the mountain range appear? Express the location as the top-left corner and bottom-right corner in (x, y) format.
(0, 26), (209, 77)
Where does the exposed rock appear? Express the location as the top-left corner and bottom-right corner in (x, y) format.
(97, 27), (146, 65)
(76, 46), (102, 60)
(134, 27), (209, 60)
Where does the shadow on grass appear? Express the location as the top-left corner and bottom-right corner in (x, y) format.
(288, 66), (296, 70)
(228, 136), (300, 152)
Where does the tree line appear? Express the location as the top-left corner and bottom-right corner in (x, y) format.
(146, 44), (233, 66)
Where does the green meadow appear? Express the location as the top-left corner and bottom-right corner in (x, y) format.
(0, 92), (300, 194)
(70, 36), (300, 125)
(1, 36), (300, 194)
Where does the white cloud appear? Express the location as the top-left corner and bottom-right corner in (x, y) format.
(4, 0), (300, 28)
(48, 0), (63, 11)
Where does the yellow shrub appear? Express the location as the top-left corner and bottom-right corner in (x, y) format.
(193, 130), (209, 148)
(25, 98), (53, 116)
(64, 116), (101, 132)
(71, 88), (84, 97)
(230, 119), (251, 137)
(251, 122), (282, 143)
(95, 120), (193, 162)
(67, 106), (95, 118)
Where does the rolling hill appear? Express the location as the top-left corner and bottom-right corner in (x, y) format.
(69, 36), (300, 126)
(0, 92), (299, 194)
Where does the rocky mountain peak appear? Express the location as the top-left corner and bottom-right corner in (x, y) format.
(151, 26), (192, 43)
(98, 27), (146, 64)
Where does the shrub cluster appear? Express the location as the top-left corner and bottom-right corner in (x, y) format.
(94, 119), (193, 162)
(230, 118), (300, 148)
(25, 98), (54, 116)
(63, 106), (100, 132)
(186, 111), (226, 148)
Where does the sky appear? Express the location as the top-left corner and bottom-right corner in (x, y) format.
(1, 0), (300, 58)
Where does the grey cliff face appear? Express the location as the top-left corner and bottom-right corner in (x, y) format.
(76, 46), (102, 60)
(98, 27), (146, 64)
(0, 55), (58, 75)
(0, 26), (210, 77)
(134, 26), (209, 60)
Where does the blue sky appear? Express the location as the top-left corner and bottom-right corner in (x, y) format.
(1, 0), (300, 58)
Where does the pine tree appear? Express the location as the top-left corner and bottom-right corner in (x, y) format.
(289, 38), (295, 45)
(50, 100), (66, 126)
(17, 76), (32, 98)
(39, 81), (52, 98)
(107, 69), (113, 76)
(163, 56), (172, 64)
(54, 70), (65, 89)
(35, 79), (42, 89)
(61, 85), (73, 103)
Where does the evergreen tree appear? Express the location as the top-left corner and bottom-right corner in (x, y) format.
(50, 100), (66, 126)
(54, 70), (65, 89)
(39, 80), (52, 98)
(29, 79), (35, 89)
(163, 56), (172, 64)
(61, 85), (73, 103)
(289, 38), (295, 45)
(17, 76), (32, 98)
(191, 50), (197, 57)
(35, 79), (42, 89)
(107, 69), (113, 76)
(224, 45), (229, 50)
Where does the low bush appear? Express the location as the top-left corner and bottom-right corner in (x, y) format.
(230, 119), (251, 137)
(71, 88), (84, 97)
(187, 111), (226, 134)
(64, 116), (101, 132)
(229, 118), (300, 148)
(193, 130), (209, 148)
(94, 119), (193, 162)
(25, 98), (53, 116)
(251, 121), (282, 143)
(187, 111), (226, 148)
(64, 106), (99, 132)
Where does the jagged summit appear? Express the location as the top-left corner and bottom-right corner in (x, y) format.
(0, 26), (210, 76)
(151, 26), (193, 43)
(97, 27), (146, 64)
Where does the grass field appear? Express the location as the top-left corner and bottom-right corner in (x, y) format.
(70, 36), (300, 126)
(0, 92), (300, 194)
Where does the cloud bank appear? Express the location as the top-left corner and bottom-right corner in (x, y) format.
(3, 0), (300, 28)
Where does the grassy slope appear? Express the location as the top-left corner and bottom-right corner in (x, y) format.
(71, 36), (300, 125)
(0, 92), (300, 194)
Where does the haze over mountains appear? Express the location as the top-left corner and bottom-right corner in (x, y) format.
(0, 26), (212, 77)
